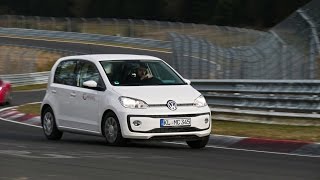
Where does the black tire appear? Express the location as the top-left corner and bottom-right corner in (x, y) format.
(102, 112), (127, 146)
(41, 107), (63, 140)
(186, 135), (209, 149)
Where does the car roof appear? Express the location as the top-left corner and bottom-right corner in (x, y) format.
(60, 54), (162, 62)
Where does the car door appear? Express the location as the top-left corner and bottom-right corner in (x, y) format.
(67, 60), (105, 132)
(51, 59), (78, 127)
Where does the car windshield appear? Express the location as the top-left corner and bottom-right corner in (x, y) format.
(100, 60), (187, 86)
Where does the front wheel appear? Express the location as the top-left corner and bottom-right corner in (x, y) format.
(186, 135), (209, 149)
(102, 112), (127, 146)
(42, 107), (63, 140)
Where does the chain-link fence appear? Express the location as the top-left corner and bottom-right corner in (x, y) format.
(0, 14), (264, 45)
(0, 44), (79, 74)
(0, 1), (318, 79)
(171, 0), (320, 80)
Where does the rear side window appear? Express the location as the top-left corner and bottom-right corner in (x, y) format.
(54, 60), (77, 86)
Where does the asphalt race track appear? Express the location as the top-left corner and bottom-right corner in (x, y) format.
(0, 36), (319, 180)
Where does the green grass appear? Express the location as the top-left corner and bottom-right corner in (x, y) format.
(12, 84), (47, 91)
(213, 120), (320, 142)
(17, 103), (320, 142)
(17, 103), (41, 115)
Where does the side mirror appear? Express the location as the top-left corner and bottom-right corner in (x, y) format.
(184, 79), (191, 85)
(83, 80), (97, 88)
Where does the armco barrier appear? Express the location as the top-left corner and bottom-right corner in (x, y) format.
(0, 71), (50, 86)
(192, 79), (320, 114)
(2, 72), (319, 120)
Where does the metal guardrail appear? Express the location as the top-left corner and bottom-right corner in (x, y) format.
(0, 28), (171, 50)
(0, 71), (49, 86)
(3, 72), (319, 118)
(191, 79), (320, 114)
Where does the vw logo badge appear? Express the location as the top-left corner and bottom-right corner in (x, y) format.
(166, 100), (177, 111)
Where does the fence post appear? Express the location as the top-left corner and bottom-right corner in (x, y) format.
(128, 19), (134, 37)
(179, 22), (185, 33)
(186, 36), (193, 79)
(20, 15), (26, 28)
(6, 15), (11, 28)
(81, 18), (87, 33)
(205, 40), (212, 79)
(65, 17), (71, 32)
(155, 21), (161, 32)
(297, 9), (320, 79)
(142, 20), (148, 35)
(36, 16), (40, 29)
(112, 18), (119, 36)
(51, 17), (56, 30)
(199, 39), (204, 79)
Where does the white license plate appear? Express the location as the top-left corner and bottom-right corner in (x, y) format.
(160, 118), (191, 127)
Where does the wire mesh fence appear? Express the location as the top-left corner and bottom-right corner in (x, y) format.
(171, 0), (320, 80)
(0, 1), (318, 79)
(0, 14), (263, 44)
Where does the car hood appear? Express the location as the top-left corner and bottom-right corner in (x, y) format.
(111, 85), (201, 104)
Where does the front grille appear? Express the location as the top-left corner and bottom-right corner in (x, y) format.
(145, 127), (202, 133)
(148, 103), (194, 107)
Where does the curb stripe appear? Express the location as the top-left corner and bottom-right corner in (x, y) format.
(1, 111), (19, 119)
(16, 114), (39, 122)
(9, 113), (26, 120)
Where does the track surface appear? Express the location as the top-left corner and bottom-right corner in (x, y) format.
(0, 120), (319, 180)
(0, 36), (319, 179)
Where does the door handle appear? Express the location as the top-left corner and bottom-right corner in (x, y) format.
(51, 90), (57, 94)
(70, 92), (76, 97)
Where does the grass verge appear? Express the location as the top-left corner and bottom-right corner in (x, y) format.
(12, 84), (47, 91)
(213, 120), (320, 142)
(17, 103), (41, 115)
(16, 103), (320, 142)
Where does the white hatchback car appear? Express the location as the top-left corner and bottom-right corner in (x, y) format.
(41, 54), (211, 148)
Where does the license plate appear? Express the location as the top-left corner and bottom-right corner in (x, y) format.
(160, 118), (191, 127)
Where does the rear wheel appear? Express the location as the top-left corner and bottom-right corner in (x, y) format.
(186, 135), (209, 149)
(102, 112), (127, 146)
(42, 107), (63, 140)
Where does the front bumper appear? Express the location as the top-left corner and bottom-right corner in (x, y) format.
(117, 106), (211, 140)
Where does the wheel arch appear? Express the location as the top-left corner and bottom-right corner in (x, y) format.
(100, 109), (117, 136)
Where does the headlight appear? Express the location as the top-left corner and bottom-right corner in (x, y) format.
(119, 96), (148, 109)
(193, 95), (207, 107)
